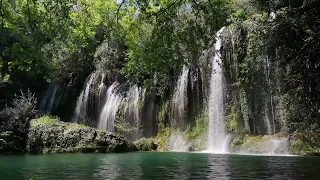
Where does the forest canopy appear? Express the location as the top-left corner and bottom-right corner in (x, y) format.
(1, 0), (320, 137)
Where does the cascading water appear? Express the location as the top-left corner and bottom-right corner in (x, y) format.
(168, 134), (190, 152)
(124, 85), (139, 126)
(123, 85), (142, 140)
(264, 55), (276, 135)
(74, 73), (96, 124)
(207, 27), (230, 153)
(40, 84), (58, 114)
(268, 137), (289, 155)
(264, 103), (272, 135)
(98, 73), (107, 109)
(172, 65), (189, 130)
(98, 82), (123, 132)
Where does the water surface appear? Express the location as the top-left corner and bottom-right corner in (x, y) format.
(0, 152), (319, 180)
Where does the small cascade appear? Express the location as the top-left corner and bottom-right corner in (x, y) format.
(172, 65), (189, 130)
(98, 73), (107, 109)
(74, 73), (96, 124)
(98, 82), (123, 132)
(264, 104), (272, 135)
(40, 84), (58, 114)
(123, 85), (142, 140)
(168, 134), (190, 152)
(124, 85), (139, 127)
(140, 92), (158, 138)
(268, 137), (289, 155)
(207, 27), (229, 153)
(239, 136), (289, 155)
(264, 55), (276, 135)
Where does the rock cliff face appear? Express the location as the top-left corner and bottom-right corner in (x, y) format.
(26, 116), (137, 153)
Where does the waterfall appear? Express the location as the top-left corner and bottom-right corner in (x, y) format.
(207, 27), (230, 153)
(124, 85), (139, 127)
(172, 65), (189, 130)
(98, 82), (123, 132)
(168, 134), (190, 152)
(40, 83), (58, 114)
(98, 73), (107, 109)
(123, 85), (142, 139)
(265, 55), (276, 134)
(74, 73), (96, 124)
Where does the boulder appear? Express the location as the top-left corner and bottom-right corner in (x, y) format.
(26, 116), (137, 153)
(134, 138), (157, 151)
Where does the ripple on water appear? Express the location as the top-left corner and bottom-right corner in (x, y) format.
(0, 152), (319, 180)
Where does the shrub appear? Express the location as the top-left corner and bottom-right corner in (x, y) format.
(0, 90), (38, 152)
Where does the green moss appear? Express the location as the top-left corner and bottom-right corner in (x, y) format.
(31, 116), (58, 126)
(225, 100), (248, 135)
(138, 100), (143, 112)
(96, 129), (108, 133)
(242, 134), (262, 146)
(65, 123), (87, 130)
(226, 105), (239, 131)
(155, 101), (171, 151)
(155, 126), (172, 152)
(157, 101), (169, 124)
(134, 138), (157, 151)
(185, 115), (208, 151)
(32, 116), (88, 130)
(185, 117), (207, 140)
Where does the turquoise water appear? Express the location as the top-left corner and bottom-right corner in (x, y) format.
(0, 152), (320, 180)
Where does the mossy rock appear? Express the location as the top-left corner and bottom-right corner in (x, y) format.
(238, 133), (289, 154)
(134, 138), (157, 151)
(289, 132), (320, 156)
(26, 116), (138, 154)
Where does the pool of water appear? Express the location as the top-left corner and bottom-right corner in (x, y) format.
(0, 152), (319, 180)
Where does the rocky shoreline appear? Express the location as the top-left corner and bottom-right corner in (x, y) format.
(0, 116), (138, 154)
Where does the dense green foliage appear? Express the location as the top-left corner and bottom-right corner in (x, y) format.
(0, 91), (37, 152)
(0, 0), (233, 100)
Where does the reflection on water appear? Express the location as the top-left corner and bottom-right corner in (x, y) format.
(95, 154), (120, 179)
(0, 153), (320, 180)
(207, 155), (231, 180)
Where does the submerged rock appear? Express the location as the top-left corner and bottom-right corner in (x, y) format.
(27, 116), (137, 153)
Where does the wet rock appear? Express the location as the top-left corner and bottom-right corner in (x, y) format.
(26, 117), (137, 154)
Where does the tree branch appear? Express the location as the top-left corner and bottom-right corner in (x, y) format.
(116, 0), (125, 26)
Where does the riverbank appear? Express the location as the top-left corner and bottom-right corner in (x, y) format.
(1, 116), (320, 156)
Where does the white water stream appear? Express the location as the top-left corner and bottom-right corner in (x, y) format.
(207, 27), (230, 153)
